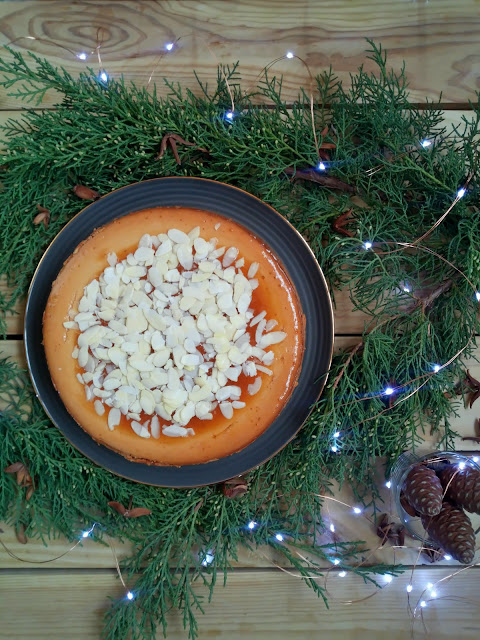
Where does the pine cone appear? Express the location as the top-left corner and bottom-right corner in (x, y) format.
(422, 502), (476, 564)
(402, 465), (443, 516)
(439, 465), (480, 514)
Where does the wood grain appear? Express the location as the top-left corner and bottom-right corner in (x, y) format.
(0, 568), (479, 639)
(0, 1), (480, 108)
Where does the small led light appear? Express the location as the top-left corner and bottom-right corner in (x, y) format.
(473, 457), (479, 463)
(126, 591), (134, 601)
(420, 600), (427, 608)
(100, 71), (108, 82)
(385, 480), (392, 489)
(458, 461), (466, 470)
(457, 188), (466, 199)
(427, 583), (433, 590)
(406, 584), (413, 593)
(275, 533), (284, 542)
(80, 524), (95, 539)
(333, 431), (340, 438)
(165, 42), (174, 51)
(403, 285), (411, 293)
(364, 241), (372, 250)
(333, 558), (341, 565)
(433, 364), (441, 373)
(247, 521), (256, 530)
(475, 291), (480, 302)
(201, 552), (215, 567)
(338, 571), (347, 577)
(421, 139), (432, 148)
(384, 574), (393, 583)
(76, 52), (87, 61)
(329, 523), (335, 533)
(331, 445), (338, 453)
(353, 507), (362, 514)
(318, 161), (326, 171)
(286, 51), (294, 59)
(384, 387), (394, 396)
(430, 590), (437, 598)
(225, 111), (234, 120)
(444, 554), (452, 561)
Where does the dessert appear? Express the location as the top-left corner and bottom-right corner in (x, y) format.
(43, 207), (304, 465)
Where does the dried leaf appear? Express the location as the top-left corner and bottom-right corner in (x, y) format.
(33, 212), (49, 228)
(376, 513), (407, 547)
(320, 125), (329, 137)
(422, 545), (443, 563)
(26, 486), (34, 501)
(4, 462), (24, 474)
(33, 204), (51, 229)
(319, 142), (336, 149)
(125, 507), (152, 518)
(16, 468), (27, 485)
(156, 133), (209, 164)
(108, 501), (127, 515)
(222, 477), (248, 499)
(332, 208), (355, 238)
(376, 513), (392, 542)
(465, 369), (480, 408)
(465, 369), (480, 389)
(284, 167), (356, 193)
(5, 461), (33, 487)
(15, 523), (27, 545)
(193, 499), (204, 513)
(73, 184), (100, 200)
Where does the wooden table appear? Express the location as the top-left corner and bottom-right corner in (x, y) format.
(1, 2), (479, 638)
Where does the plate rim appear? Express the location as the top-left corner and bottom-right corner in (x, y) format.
(24, 177), (334, 487)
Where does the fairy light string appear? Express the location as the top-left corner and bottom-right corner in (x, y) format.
(1, 32), (479, 632)
(1, 456), (478, 618)
(0, 522), (137, 602)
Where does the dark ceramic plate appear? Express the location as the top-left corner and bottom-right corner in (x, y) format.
(25, 178), (334, 487)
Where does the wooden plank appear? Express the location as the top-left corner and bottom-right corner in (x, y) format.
(0, 1), (480, 108)
(0, 338), (26, 367)
(0, 568), (478, 639)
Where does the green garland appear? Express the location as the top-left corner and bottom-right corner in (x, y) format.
(0, 41), (479, 639)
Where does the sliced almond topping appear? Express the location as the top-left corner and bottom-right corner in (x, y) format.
(66, 226), (288, 439)
(247, 377), (262, 395)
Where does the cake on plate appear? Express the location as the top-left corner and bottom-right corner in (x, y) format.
(43, 207), (304, 466)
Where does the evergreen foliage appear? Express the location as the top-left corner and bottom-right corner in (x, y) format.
(0, 42), (478, 638)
